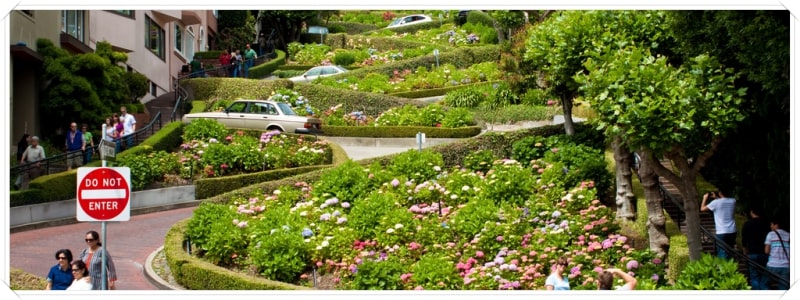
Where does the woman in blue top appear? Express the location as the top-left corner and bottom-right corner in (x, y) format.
(45, 249), (74, 290)
(545, 257), (570, 290)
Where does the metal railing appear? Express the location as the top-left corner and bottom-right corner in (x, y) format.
(631, 153), (789, 288)
(11, 112), (162, 181)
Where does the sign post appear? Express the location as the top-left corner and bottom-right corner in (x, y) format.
(77, 159), (130, 289)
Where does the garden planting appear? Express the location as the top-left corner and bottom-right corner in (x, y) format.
(184, 134), (668, 290)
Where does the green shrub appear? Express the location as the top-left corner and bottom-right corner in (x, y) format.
(195, 50), (223, 59)
(248, 211), (309, 283)
(293, 84), (422, 117)
(182, 118), (228, 141)
(347, 191), (401, 240)
(321, 125), (481, 138)
(465, 10), (495, 27)
(462, 22), (498, 44)
(328, 24), (346, 33)
(248, 50), (287, 78)
(473, 104), (561, 124)
(441, 107), (475, 128)
(387, 149), (444, 183)
(312, 160), (371, 204)
(347, 257), (405, 290)
(463, 149), (497, 174)
(333, 50), (357, 66)
(326, 21), (380, 35)
(182, 77), (293, 103)
(672, 253), (750, 290)
(520, 88), (556, 106)
(185, 202), (240, 259)
(442, 86), (487, 108)
(411, 253), (462, 290)
(272, 70), (306, 78)
(666, 234), (689, 284)
(195, 165), (329, 200)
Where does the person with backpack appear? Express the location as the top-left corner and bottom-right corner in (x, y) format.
(765, 218), (790, 290)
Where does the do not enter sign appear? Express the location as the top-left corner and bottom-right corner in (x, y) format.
(76, 167), (131, 222)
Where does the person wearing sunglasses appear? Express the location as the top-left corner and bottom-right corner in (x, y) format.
(545, 257), (571, 290)
(66, 260), (92, 290)
(45, 249), (74, 290)
(78, 231), (118, 290)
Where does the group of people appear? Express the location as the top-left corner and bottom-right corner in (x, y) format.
(701, 190), (790, 290)
(545, 257), (638, 291)
(15, 106), (137, 190)
(45, 231), (117, 290)
(218, 43), (258, 78)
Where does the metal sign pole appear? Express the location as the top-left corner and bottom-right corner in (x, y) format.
(101, 124), (107, 168)
(101, 221), (108, 290)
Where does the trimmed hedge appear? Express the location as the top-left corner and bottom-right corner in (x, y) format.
(388, 80), (502, 99)
(164, 219), (309, 290)
(292, 84), (423, 116)
(195, 50), (224, 60)
(361, 20), (443, 35)
(327, 21), (380, 35)
(248, 50), (287, 78)
(327, 45), (500, 79)
(320, 33), (449, 52)
(321, 125), (481, 138)
(667, 234), (690, 284)
(182, 77), (293, 104)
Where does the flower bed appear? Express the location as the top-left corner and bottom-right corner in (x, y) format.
(184, 142), (666, 290)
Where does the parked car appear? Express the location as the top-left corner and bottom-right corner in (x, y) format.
(386, 14), (433, 28)
(182, 100), (322, 134)
(289, 65), (348, 83)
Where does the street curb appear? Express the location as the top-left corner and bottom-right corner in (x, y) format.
(143, 245), (184, 290)
(10, 201), (201, 234)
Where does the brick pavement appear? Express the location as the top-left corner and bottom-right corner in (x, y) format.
(10, 206), (195, 290)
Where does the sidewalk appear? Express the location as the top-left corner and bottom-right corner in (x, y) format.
(9, 206), (195, 290)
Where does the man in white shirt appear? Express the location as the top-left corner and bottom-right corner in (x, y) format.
(19, 136), (46, 190)
(120, 106), (136, 149)
(701, 190), (737, 259)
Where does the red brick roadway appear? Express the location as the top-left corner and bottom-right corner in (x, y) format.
(10, 206), (196, 290)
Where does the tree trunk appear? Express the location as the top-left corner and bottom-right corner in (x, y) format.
(638, 151), (669, 257)
(612, 136), (636, 221)
(561, 97), (575, 136)
(493, 20), (506, 44)
(650, 154), (704, 261)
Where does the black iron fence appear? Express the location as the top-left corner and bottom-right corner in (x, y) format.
(11, 112), (162, 181)
(631, 153), (789, 289)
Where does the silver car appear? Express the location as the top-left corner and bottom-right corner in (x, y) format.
(289, 65), (348, 83)
(183, 100), (322, 134)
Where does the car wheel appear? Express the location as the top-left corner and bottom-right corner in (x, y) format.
(267, 126), (283, 132)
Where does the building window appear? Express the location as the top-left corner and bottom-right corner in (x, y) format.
(115, 10), (134, 17)
(145, 16), (165, 60)
(150, 81), (158, 97)
(62, 10), (85, 42)
(174, 24), (183, 53)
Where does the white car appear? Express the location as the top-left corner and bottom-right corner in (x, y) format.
(387, 14), (433, 28)
(289, 65), (348, 83)
(183, 100), (322, 134)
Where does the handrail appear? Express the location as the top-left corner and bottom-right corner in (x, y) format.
(631, 153), (789, 288)
(11, 112), (162, 180)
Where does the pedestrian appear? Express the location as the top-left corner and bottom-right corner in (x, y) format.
(545, 257), (570, 290)
(244, 43), (257, 78)
(231, 49), (242, 78)
(258, 32), (267, 56)
(741, 205), (771, 290)
(219, 49), (231, 77)
(19, 136), (46, 189)
(189, 55), (205, 78)
(104, 117), (116, 142)
(81, 123), (94, 165)
(120, 106), (137, 149)
(15, 133), (32, 188)
(700, 190), (737, 259)
(112, 114), (124, 152)
(66, 260), (93, 290)
(79, 230), (118, 290)
(65, 122), (85, 170)
(597, 268), (637, 290)
(45, 249), (74, 290)
(765, 218), (790, 290)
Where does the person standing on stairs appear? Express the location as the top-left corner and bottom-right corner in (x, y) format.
(765, 218), (790, 290)
(701, 190), (737, 259)
(741, 206), (771, 290)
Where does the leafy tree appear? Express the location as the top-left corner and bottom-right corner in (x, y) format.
(256, 10), (318, 54)
(36, 39), (133, 143)
(215, 10), (256, 51)
(576, 46), (747, 261)
(665, 11), (790, 220)
(487, 10), (525, 43)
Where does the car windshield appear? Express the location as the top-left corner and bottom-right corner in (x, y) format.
(389, 18), (404, 26)
(277, 102), (297, 116)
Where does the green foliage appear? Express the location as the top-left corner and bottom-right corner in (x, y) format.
(195, 165), (328, 200)
(673, 253), (749, 290)
(480, 161), (535, 206)
(116, 151), (181, 190)
(462, 22), (498, 44)
(442, 86), (487, 108)
(249, 225), (309, 283)
(463, 150), (497, 174)
(511, 136), (551, 166)
(321, 125), (481, 138)
(348, 192), (401, 240)
(326, 21), (380, 35)
(248, 50), (288, 78)
(123, 72), (149, 103)
(312, 160), (370, 204)
(387, 149), (444, 183)
(543, 142), (613, 198)
(182, 77), (293, 103)
(489, 10), (526, 32)
(186, 202), (240, 261)
(520, 88), (556, 106)
(465, 10), (495, 27)
(290, 43), (332, 65)
(182, 118), (229, 141)
(666, 234), (689, 284)
(348, 257), (405, 290)
(293, 84), (422, 117)
(333, 50), (357, 66)
(411, 253), (461, 289)
(440, 107), (474, 128)
(473, 104), (560, 125)
(215, 11), (255, 52)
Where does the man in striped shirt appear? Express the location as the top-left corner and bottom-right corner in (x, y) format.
(765, 219), (790, 290)
(701, 190), (737, 259)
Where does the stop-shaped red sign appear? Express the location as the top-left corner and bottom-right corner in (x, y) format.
(76, 167), (131, 222)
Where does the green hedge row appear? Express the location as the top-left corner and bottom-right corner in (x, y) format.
(195, 165), (329, 200)
(361, 19), (444, 35)
(320, 33), (448, 52)
(322, 125), (481, 138)
(195, 50), (224, 60)
(248, 50), (287, 78)
(164, 219), (309, 290)
(12, 122), (186, 206)
(182, 77), (293, 104)
(292, 84), (422, 116)
(327, 45), (500, 80)
(327, 21), (380, 35)
(388, 80), (501, 98)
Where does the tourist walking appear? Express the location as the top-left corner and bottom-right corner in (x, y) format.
(81, 123), (94, 165)
(700, 190), (737, 259)
(243, 43), (257, 78)
(65, 122), (85, 170)
(232, 49), (242, 78)
(219, 49), (231, 77)
(19, 136), (46, 189)
(120, 106), (137, 150)
(765, 219), (790, 290)
(741, 206), (771, 290)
